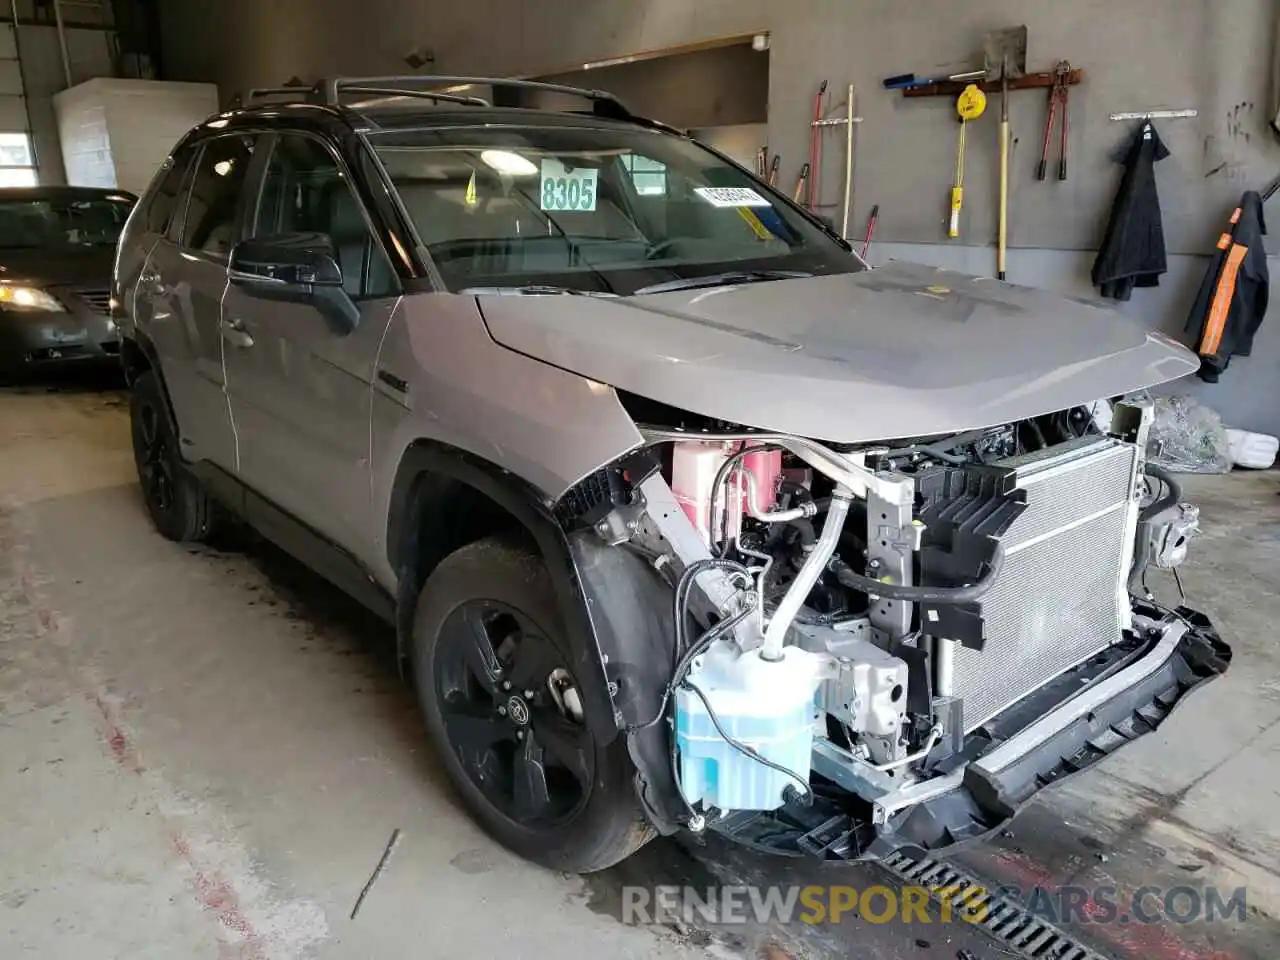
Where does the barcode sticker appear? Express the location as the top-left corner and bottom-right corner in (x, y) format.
(694, 186), (772, 208)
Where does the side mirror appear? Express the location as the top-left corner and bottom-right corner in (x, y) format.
(229, 233), (359, 332)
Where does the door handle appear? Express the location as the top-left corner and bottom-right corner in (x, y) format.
(139, 269), (167, 295)
(220, 318), (254, 349)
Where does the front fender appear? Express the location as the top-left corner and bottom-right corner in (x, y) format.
(387, 443), (621, 744)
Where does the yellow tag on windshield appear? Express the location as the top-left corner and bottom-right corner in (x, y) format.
(465, 170), (478, 207)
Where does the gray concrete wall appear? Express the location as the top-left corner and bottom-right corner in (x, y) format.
(155, 0), (1280, 435)
(539, 43), (769, 131)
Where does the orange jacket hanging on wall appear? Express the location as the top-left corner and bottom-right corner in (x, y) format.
(1184, 190), (1269, 382)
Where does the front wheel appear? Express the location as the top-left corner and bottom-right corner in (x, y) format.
(412, 538), (652, 873)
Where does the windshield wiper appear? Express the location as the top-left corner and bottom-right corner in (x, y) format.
(633, 270), (813, 296)
(461, 284), (619, 298)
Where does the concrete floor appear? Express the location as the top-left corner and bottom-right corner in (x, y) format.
(1, 376), (1278, 960)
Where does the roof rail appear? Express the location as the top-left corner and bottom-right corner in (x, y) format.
(339, 86), (491, 108)
(231, 86), (314, 108)
(314, 75), (636, 119)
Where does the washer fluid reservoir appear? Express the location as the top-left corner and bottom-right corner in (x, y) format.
(675, 643), (823, 812)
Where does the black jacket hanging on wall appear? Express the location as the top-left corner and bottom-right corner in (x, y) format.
(1184, 190), (1269, 382)
(1091, 121), (1170, 300)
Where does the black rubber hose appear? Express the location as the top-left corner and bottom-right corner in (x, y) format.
(832, 543), (1004, 605)
(784, 517), (816, 549)
(879, 428), (990, 465)
(777, 480), (813, 504)
(1141, 462), (1183, 521)
(672, 557), (752, 661)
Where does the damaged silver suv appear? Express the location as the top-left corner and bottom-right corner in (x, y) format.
(113, 76), (1229, 873)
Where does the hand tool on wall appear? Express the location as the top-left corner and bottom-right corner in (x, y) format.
(809, 84), (862, 223)
(1037, 61), (1072, 180)
(768, 154), (780, 186)
(808, 80), (828, 209)
(984, 25), (1028, 280)
(899, 66), (1084, 100)
(949, 84), (988, 238)
(840, 84), (857, 237)
(882, 69), (985, 90)
(793, 162), (810, 203)
(860, 203), (879, 259)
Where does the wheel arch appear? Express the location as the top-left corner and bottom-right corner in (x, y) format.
(387, 440), (622, 742)
(120, 331), (180, 438)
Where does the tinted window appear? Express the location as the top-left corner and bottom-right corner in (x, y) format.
(253, 134), (395, 298)
(180, 134), (258, 260)
(0, 195), (135, 249)
(141, 144), (197, 236)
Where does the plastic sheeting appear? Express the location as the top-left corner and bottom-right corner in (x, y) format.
(1145, 394), (1234, 473)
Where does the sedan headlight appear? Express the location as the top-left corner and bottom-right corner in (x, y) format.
(0, 284), (66, 312)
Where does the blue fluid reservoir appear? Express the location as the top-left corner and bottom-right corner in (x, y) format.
(675, 645), (823, 812)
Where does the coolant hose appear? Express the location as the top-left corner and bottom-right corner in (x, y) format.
(761, 487), (853, 660)
(832, 543), (1005, 605)
(1141, 462), (1183, 522)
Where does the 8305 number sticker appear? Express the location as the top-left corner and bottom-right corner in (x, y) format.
(540, 158), (598, 212)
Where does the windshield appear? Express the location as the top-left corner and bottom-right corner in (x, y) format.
(0, 195), (135, 249)
(368, 124), (863, 296)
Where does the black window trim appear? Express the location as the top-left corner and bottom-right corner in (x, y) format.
(171, 130), (271, 266)
(355, 129), (444, 293)
(137, 140), (198, 242)
(244, 127), (404, 301)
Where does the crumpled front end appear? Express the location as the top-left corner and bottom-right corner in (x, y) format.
(556, 396), (1230, 859)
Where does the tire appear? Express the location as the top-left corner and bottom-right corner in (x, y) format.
(130, 370), (213, 543)
(412, 537), (652, 873)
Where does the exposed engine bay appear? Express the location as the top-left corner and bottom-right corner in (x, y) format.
(557, 398), (1231, 859)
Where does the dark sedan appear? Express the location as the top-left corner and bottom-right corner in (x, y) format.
(0, 185), (135, 380)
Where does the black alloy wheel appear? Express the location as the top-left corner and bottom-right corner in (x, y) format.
(434, 599), (594, 826)
(129, 371), (212, 543)
(136, 397), (176, 513)
(413, 539), (652, 872)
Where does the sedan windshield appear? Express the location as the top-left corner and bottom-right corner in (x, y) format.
(368, 123), (863, 296)
(0, 196), (135, 249)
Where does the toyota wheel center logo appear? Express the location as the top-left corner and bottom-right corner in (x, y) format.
(506, 697), (530, 726)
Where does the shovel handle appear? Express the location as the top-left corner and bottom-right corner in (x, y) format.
(998, 118), (1009, 280)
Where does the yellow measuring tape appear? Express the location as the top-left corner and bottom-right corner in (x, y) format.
(950, 84), (987, 238)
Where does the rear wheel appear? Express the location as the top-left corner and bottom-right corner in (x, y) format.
(413, 538), (652, 872)
(130, 371), (213, 543)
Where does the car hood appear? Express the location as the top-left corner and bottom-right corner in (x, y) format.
(0, 246), (115, 288)
(476, 261), (1198, 444)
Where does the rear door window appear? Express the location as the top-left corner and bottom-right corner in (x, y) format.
(138, 142), (198, 237)
(179, 134), (259, 261)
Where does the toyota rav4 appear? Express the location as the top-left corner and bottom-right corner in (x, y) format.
(112, 76), (1229, 873)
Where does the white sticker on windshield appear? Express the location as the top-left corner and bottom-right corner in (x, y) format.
(694, 186), (772, 208)
(540, 159), (598, 212)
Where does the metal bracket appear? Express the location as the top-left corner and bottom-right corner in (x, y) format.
(593, 494), (649, 546)
(866, 476), (917, 644)
(1109, 109), (1196, 121)
(811, 739), (895, 800)
(1110, 398), (1154, 630)
(634, 472), (759, 647)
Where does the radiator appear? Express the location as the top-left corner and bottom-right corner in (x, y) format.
(951, 438), (1139, 730)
